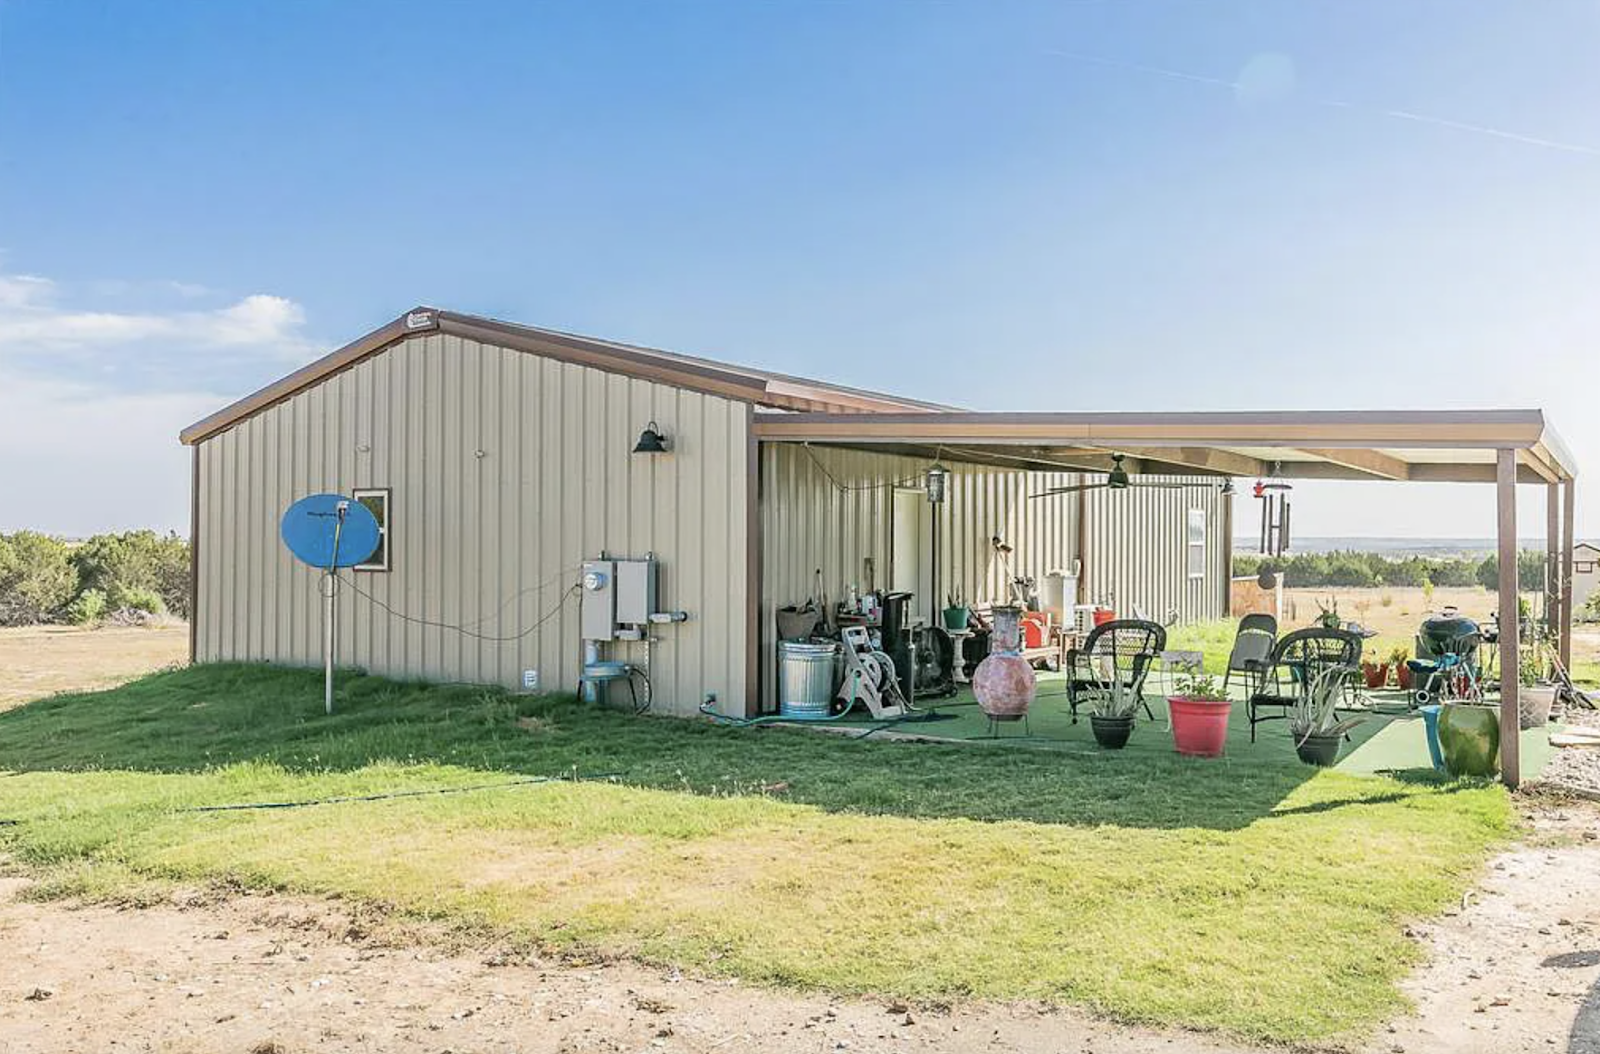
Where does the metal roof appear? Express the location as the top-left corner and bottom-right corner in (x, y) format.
(751, 409), (1577, 483)
(180, 307), (953, 445)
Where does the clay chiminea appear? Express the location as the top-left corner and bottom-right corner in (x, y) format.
(973, 605), (1036, 722)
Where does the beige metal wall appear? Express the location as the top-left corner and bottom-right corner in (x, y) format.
(195, 332), (751, 715)
(1082, 481), (1229, 625)
(758, 445), (1081, 706)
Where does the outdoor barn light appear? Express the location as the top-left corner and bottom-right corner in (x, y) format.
(632, 421), (669, 454)
(925, 463), (949, 503)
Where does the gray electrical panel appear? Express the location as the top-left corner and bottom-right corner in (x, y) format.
(615, 559), (657, 627)
(579, 560), (616, 641)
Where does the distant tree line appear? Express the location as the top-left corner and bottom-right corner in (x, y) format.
(0, 530), (190, 626)
(1233, 549), (1548, 591)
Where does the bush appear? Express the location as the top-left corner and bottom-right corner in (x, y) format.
(116, 586), (166, 616)
(71, 530), (190, 619)
(65, 588), (108, 625)
(0, 531), (79, 625)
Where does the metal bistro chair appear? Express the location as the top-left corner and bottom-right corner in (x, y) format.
(1065, 619), (1167, 723)
(1247, 627), (1363, 742)
(1222, 613), (1278, 697)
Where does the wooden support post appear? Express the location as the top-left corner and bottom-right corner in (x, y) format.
(1497, 449), (1521, 789)
(1562, 478), (1575, 669)
(1548, 485), (1561, 635)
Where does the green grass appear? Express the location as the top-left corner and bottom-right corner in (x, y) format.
(0, 664), (1513, 1045)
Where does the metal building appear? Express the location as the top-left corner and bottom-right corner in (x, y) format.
(177, 307), (1237, 715)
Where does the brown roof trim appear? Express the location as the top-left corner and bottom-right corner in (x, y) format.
(180, 307), (948, 446)
(751, 409), (1577, 482)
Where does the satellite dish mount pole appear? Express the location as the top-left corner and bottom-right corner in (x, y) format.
(323, 501), (348, 715)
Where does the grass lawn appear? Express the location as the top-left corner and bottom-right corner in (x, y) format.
(0, 664), (1513, 1045)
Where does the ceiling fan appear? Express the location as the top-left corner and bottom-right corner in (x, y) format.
(1029, 453), (1228, 499)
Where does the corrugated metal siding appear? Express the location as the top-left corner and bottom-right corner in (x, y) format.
(758, 445), (1081, 707)
(195, 332), (750, 715)
(1081, 480), (1228, 625)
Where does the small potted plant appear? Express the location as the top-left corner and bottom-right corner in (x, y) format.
(1315, 596), (1342, 630)
(1168, 671), (1230, 757)
(942, 589), (970, 632)
(1086, 677), (1141, 750)
(1360, 652), (1389, 690)
(1517, 637), (1558, 729)
(1290, 665), (1366, 766)
(1394, 645), (1415, 690)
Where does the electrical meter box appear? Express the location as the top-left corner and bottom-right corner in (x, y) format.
(615, 559), (657, 627)
(579, 560), (616, 641)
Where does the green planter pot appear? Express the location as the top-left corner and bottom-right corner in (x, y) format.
(1437, 703), (1500, 778)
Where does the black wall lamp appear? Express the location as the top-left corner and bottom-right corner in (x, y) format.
(633, 421), (670, 454)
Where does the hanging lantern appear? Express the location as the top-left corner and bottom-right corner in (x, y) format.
(925, 464), (948, 504)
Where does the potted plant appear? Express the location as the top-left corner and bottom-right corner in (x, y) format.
(942, 589), (970, 632)
(1168, 672), (1231, 757)
(1085, 676), (1141, 750)
(1386, 645), (1408, 689)
(1395, 645), (1415, 691)
(1290, 665), (1366, 766)
(1517, 637), (1558, 729)
(1360, 653), (1389, 690)
(1315, 596), (1342, 630)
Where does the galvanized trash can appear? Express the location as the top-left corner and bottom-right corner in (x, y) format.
(778, 640), (839, 719)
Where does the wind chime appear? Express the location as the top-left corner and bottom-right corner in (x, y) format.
(1254, 463), (1293, 556)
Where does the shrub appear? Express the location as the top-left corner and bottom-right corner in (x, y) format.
(0, 531), (79, 625)
(71, 530), (190, 619)
(65, 588), (108, 625)
(117, 586), (166, 615)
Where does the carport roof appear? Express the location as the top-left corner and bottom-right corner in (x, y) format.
(752, 409), (1578, 483)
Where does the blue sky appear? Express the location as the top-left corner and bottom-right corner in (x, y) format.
(1, 0), (1596, 538)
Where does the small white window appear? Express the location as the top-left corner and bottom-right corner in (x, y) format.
(1187, 508), (1206, 579)
(1577, 561), (1596, 574)
(352, 488), (390, 572)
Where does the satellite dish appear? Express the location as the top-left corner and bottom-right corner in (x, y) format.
(280, 494), (380, 569)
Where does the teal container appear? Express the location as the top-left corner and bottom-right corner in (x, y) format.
(1419, 704), (1444, 771)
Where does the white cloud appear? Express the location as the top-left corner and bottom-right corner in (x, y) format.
(0, 269), (323, 533)
(0, 283), (314, 359)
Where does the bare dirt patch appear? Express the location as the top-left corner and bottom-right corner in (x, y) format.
(1360, 800), (1600, 1054)
(0, 880), (1260, 1054)
(0, 624), (187, 711)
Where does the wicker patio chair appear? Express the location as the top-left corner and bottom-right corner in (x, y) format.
(1247, 627), (1363, 742)
(1064, 618), (1167, 723)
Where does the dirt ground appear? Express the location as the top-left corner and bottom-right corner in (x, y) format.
(0, 803), (1595, 1054)
(0, 624), (188, 710)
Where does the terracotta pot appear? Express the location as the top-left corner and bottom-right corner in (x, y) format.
(1169, 696), (1231, 757)
(1437, 703), (1500, 778)
(1361, 662), (1390, 690)
(1396, 663), (1413, 690)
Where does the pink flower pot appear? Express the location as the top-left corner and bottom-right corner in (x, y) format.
(1169, 696), (1231, 757)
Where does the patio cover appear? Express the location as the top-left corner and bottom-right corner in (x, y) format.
(753, 408), (1579, 788)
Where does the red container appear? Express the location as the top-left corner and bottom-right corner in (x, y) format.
(1169, 697), (1231, 757)
(1092, 608), (1116, 627)
(1020, 612), (1049, 650)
